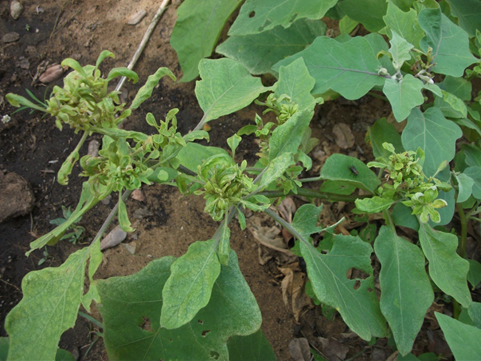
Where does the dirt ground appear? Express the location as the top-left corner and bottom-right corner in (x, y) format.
(0, 1), (473, 360)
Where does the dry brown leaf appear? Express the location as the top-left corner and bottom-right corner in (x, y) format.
(289, 338), (311, 361)
(425, 302), (444, 330)
(131, 189), (145, 202)
(332, 123), (355, 149)
(279, 263), (314, 322)
(278, 198), (296, 242)
(319, 337), (349, 361)
(100, 225), (127, 251)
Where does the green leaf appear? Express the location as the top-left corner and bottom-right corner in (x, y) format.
(436, 313), (481, 360)
(268, 107), (314, 161)
(118, 197), (133, 233)
(257, 153), (295, 190)
(435, 90), (468, 119)
(170, 0), (243, 82)
(467, 259), (481, 290)
(391, 203), (419, 231)
(218, 220), (231, 266)
(461, 144), (481, 167)
(5, 93), (47, 112)
(5, 248), (89, 361)
(291, 204), (324, 237)
(98, 252), (262, 360)
(300, 235), (387, 340)
(444, 0), (481, 37)
(175, 143), (229, 172)
(320, 154), (381, 193)
(0, 338), (76, 361)
(106, 67), (139, 84)
(374, 226), (433, 356)
(161, 239), (221, 329)
(227, 329), (277, 361)
(418, 223), (471, 308)
(338, 0), (387, 32)
(455, 173), (474, 203)
(95, 50), (114, 69)
(368, 117), (404, 159)
(418, 8), (477, 77)
(273, 36), (385, 99)
(82, 240), (102, 312)
(429, 188), (455, 226)
(227, 134), (242, 158)
(383, 2), (423, 48)
(196, 58), (268, 123)
(468, 302), (481, 328)
(440, 75), (472, 101)
(464, 166), (481, 199)
(401, 107), (462, 177)
(147, 167), (178, 184)
(389, 30), (414, 70)
(130, 67), (176, 110)
(383, 75), (424, 122)
(217, 19), (326, 76)
(273, 57), (316, 111)
(339, 15), (359, 35)
(319, 180), (356, 195)
(228, 0), (337, 36)
(355, 196), (394, 213)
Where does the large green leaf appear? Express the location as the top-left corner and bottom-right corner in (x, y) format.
(388, 31), (414, 70)
(175, 143), (229, 172)
(291, 204), (324, 237)
(436, 313), (481, 360)
(464, 166), (481, 199)
(338, 0), (387, 32)
(368, 117), (404, 159)
(455, 172), (474, 203)
(469, 302), (481, 328)
(273, 57), (316, 111)
(445, 0), (481, 37)
(170, 0), (243, 82)
(383, 2), (423, 48)
(374, 227), (433, 356)
(5, 248), (89, 361)
(468, 260), (481, 290)
(227, 329), (277, 361)
(418, 224), (471, 308)
(383, 75), (424, 122)
(217, 19), (326, 76)
(195, 59), (268, 123)
(257, 152), (294, 191)
(161, 239), (221, 329)
(418, 8), (477, 77)
(401, 107), (462, 177)
(228, 0), (337, 36)
(461, 143), (481, 167)
(98, 252), (262, 360)
(0, 338), (75, 361)
(300, 235), (387, 340)
(268, 107), (314, 161)
(273, 36), (385, 99)
(320, 154), (381, 193)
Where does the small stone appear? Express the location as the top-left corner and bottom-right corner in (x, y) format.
(10, 1), (23, 20)
(87, 140), (100, 157)
(100, 225), (127, 251)
(127, 9), (147, 25)
(0, 172), (35, 223)
(16, 56), (29, 69)
(131, 189), (145, 202)
(2, 32), (20, 43)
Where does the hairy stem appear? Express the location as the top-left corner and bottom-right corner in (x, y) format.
(456, 202), (468, 258)
(258, 187), (365, 203)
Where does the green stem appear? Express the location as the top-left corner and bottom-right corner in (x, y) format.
(456, 202), (468, 258)
(367, 91), (389, 102)
(258, 188), (366, 203)
(264, 208), (309, 247)
(299, 176), (322, 183)
(382, 208), (396, 233)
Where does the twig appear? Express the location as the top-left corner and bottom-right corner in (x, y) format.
(115, 0), (171, 92)
(0, 277), (21, 292)
(50, 0), (74, 39)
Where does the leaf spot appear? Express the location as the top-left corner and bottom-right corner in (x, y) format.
(140, 316), (153, 332)
(248, 11), (255, 18)
(209, 350), (220, 359)
(198, 319), (203, 324)
(202, 330), (211, 337)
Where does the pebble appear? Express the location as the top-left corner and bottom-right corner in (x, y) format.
(10, 1), (23, 20)
(127, 9), (147, 25)
(2, 32), (20, 43)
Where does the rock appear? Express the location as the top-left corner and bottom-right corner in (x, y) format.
(38, 64), (66, 83)
(0, 172), (35, 223)
(2, 32), (20, 43)
(10, 1), (23, 20)
(100, 225), (127, 251)
(127, 9), (147, 25)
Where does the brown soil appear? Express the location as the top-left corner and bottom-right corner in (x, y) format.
(0, 1), (470, 361)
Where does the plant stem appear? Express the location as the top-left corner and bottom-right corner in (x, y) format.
(258, 188), (365, 203)
(264, 208), (307, 245)
(368, 91), (389, 102)
(193, 113), (208, 132)
(456, 202), (468, 258)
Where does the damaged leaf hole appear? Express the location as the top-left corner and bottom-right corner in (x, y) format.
(140, 316), (153, 332)
(198, 319), (203, 324)
(248, 10), (255, 18)
(202, 329), (211, 337)
(209, 350), (220, 360)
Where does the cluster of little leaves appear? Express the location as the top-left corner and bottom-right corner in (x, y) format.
(356, 142), (452, 223)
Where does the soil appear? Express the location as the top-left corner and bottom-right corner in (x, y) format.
(0, 1), (477, 361)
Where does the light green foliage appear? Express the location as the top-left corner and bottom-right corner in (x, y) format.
(257, 152), (295, 191)
(383, 75), (424, 122)
(227, 329), (277, 361)
(217, 19), (326, 75)
(161, 239), (221, 329)
(170, 0), (243, 82)
(419, 224), (471, 308)
(436, 313), (481, 360)
(273, 58), (317, 111)
(273, 36), (385, 99)
(402, 107), (462, 177)
(338, 0), (387, 32)
(195, 58), (268, 123)
(98, 253), (262, 360)
(5, 248), (89, 361)
(388, 30), (414, 70)
(383, 2), (423, 48)
(228, 0), (337, 36)
(0, 338), (76, 361)
(374, 227), (433, 356)
(418, 8), (477, 77)
(355, 196), (394, 213)
(320, 154), (380, 193)
(300, 235), (387, 340)
(175, 143), (229, 173)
